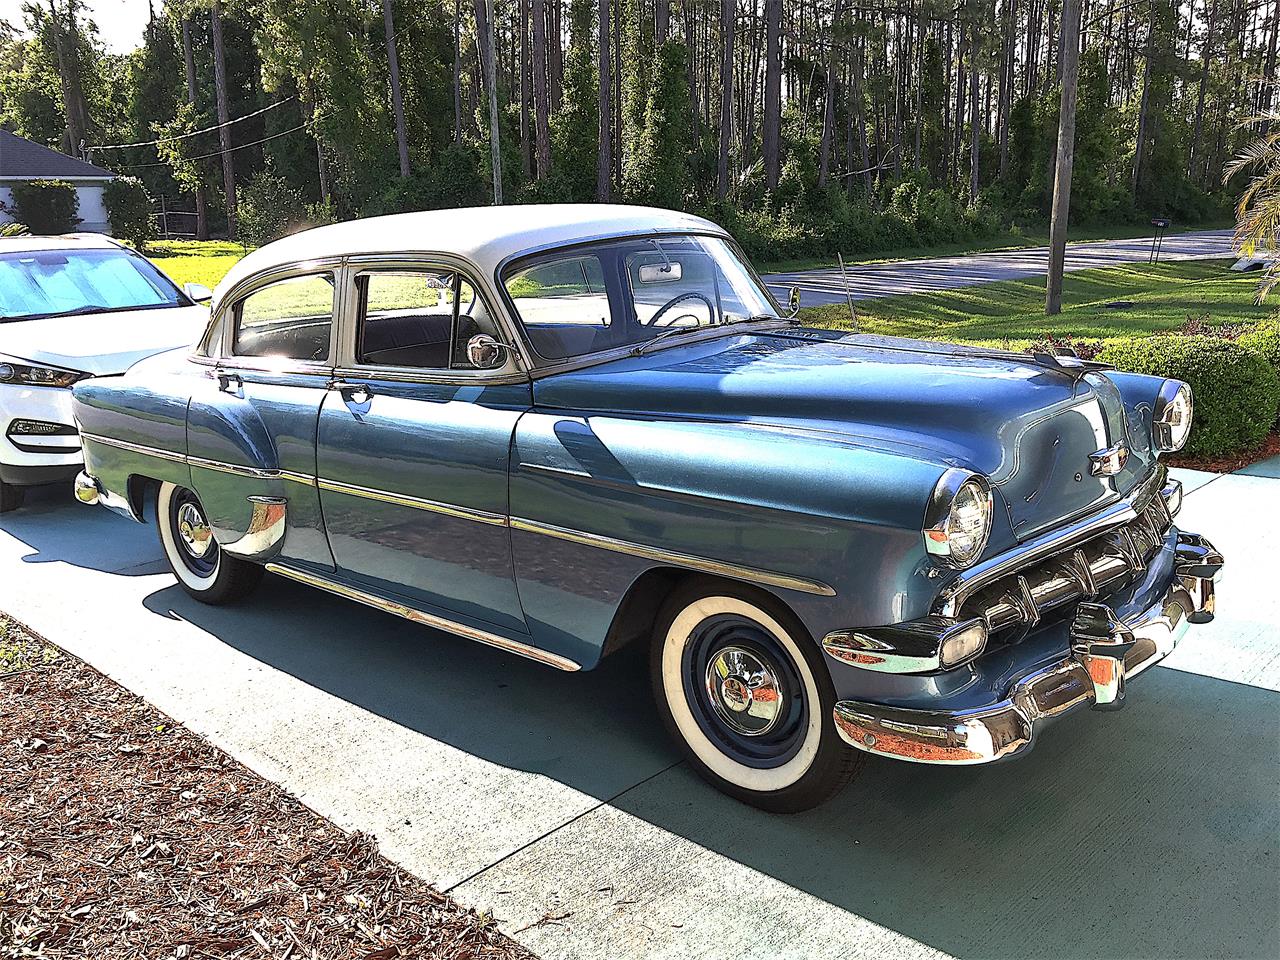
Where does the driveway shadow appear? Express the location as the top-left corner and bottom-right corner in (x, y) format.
(0, 484), (166, 575)
(138, 567), (1280, 960)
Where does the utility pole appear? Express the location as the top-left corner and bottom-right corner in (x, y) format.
(1045, 0), (1081, 316)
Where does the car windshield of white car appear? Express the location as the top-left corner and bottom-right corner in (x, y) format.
(0, 249), (185, 321)
(502, 234), (783, 361)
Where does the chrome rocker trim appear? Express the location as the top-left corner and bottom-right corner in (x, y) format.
(264, 562), (582, 672)
(832, 532), (1222, 764)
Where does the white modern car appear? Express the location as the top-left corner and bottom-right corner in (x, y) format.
(0, 234), (211, 512)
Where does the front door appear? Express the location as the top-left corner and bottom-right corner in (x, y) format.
(315, 263), (530, 633)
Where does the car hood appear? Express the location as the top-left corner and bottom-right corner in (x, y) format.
(532, 329), (1149, 540)
(0, 304), (208, 376)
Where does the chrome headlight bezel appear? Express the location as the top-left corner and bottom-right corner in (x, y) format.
(1152, 379), (1193, 453)
(0, 355), (88, 389)
(923, 469), (993, 569)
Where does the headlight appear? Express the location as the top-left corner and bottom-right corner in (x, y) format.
(1152, 380), (1193, 453)
(923, 470), (993, 568)
(0, 358), (87, 389)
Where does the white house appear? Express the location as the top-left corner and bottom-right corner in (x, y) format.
(0, 129), (115, 233)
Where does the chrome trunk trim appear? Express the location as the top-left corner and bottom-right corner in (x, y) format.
(264, 563), (582, 672)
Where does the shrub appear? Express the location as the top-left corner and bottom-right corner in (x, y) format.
(1099, 335), (1280, 457)
(0, 222), (30, 237)
(1238, 318), (1280, 373)
(103, 176), (153, 251)
(237, 170), (306, 248)
(10, 179), (80, 234)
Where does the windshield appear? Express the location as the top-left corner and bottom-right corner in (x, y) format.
(0, 248), (186, 321)
(502, 234), (781, 361)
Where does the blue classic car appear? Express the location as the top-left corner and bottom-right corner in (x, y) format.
(71, 205), (1223, 811)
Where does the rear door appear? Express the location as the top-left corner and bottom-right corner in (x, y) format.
(186, 265), (339, 571)
(314, 257), (531, 632)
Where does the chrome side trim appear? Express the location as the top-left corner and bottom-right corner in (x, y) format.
(316, 477), (509, 526)
(279, 469), (317, 486)
(80, 432), (186, 465)
(187, 454), (279, 480)
(510, 517), (837, 597)
(264, 563), (581, 672)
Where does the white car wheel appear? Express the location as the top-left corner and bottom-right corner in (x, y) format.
(651, 580), (863, 812)
(157, 481), (262, 603)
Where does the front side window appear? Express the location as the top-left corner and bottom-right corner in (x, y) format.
(233, 273), (334, 362)
(503, 234), (780, 361)
(356, 268), (503, 371)
(0, 248), (186, 322)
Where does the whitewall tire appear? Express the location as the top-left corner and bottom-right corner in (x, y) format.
(651, 578), (864, 812)
(157, 481), (263, 604)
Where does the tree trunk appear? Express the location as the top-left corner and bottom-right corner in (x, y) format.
(763, 0), (782, 189)
(682, 0), (702, 146)
(1132, 3), (1154, 194)
(656, 0), (669, 44)
(549, 0), (563, 110)
(453, 0), (463, 144)
(520, 0), (531, 177)
(474, 0), (503, 202)
(210, 0), (237, 240)
(532, 0), (552, 178)
(181, 16), (209, 240)
(597, 0), (612, 199)
(383, 0), (411, 178)
(969, 14), (980, 202)
(717, 0), (736, 199)
(47, 0), (88, 158)
(817, 0), (841, 188)
(1046, 0), (1081, 316)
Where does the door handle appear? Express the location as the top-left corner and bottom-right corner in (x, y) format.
(216, 371), (242, 394)
(330, 380), (372, 403)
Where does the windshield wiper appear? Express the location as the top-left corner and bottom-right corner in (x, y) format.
(4, 304), (113, 322)
(630, 315), (788, 356)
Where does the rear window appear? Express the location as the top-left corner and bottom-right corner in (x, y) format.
(0, 248), (184, 321)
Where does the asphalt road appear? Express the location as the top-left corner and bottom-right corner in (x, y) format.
(2, 458), (1277, 960)
(763, 228), (1238, 307)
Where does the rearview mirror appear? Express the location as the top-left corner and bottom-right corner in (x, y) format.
(466, 334), (508, 370)
(184, 282), (213, 303)
(638, 262), (683, 283)
(788, 286), (801, 316)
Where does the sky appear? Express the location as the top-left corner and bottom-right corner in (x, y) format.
(2, 0), (153, 55)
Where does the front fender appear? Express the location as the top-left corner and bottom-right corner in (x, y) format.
(510, 412), (957, 663)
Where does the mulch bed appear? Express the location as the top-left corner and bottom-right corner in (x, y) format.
(1167, 431), (1280, 474)
(0, 618), (534, 960)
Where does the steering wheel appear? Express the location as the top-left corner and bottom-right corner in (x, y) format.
(645, 291), (715, 327)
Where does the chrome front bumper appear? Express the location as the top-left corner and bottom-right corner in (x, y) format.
(832, 531), (1223, 764)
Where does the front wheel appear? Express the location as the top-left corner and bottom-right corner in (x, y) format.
(157, 481), (263, 604)
(651, 579), (864, 813)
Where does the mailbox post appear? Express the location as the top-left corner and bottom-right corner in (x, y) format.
(1149, 217), (1171, 263)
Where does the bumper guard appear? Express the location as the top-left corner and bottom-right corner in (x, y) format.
(832, 531), (1223, 764)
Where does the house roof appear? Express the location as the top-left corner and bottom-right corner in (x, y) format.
(215, 204), (728, 302)
(0, 129), (115, 180)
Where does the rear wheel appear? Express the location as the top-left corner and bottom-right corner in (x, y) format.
(650, 578), (864, 813)
(157, 481), (263, 604)
(0, 480), (24, 514)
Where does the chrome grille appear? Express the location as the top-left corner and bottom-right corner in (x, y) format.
(958, 488), (1175, 637)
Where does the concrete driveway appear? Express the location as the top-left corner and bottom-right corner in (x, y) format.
(765, 229), (1238, 307)
(1, 462), (1277, 960)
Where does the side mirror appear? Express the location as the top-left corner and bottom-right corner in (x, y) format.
(184, 282), (213, 303)
(466, 334), (508, 370)
(788, 286), (801, 316)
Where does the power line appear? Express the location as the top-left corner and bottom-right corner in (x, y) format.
(109, 120), (313, 169)
(91, 96), (297, 151)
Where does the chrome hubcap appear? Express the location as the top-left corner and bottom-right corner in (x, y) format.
(176, 502), (213, 558)
(704, 645), (783, 737)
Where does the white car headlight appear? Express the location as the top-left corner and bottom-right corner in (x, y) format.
(923, 471), (993, 568)
(1153, 380), (1193, 453)
(0, 356), (88, 389)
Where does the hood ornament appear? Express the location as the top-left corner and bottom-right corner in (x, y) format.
(1089, 442), (1129, 477)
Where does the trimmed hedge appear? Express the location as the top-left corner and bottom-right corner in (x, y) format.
(10, 179), (80, 234)
(1099, 335), (1280, 457)
(1238, 320), (1280, 373)
(104, 176), (154, 250)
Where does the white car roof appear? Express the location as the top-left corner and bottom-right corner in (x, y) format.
(213, 204), (728, 303)
(0, 233), (126, 254)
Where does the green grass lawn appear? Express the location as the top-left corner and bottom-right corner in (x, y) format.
(796, 259), (1270, 348)
(148, 239), (247, 290)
